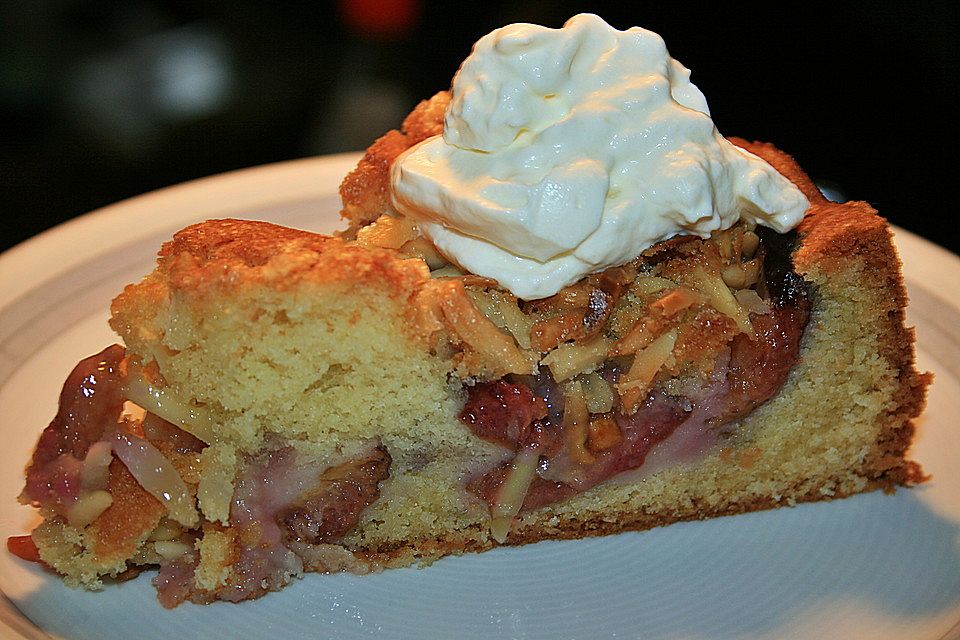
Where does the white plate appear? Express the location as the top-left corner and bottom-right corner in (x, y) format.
(1, 156), (958, 640)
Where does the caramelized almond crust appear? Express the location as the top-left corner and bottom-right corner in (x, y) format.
(129, 218), (431, 299)
(338, 91), (449, 230)
(111, 219), (437, 358)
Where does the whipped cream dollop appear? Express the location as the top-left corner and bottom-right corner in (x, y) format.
(390, 13), (809, 300)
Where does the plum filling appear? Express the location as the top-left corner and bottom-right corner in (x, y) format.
(464, 296), (808, 509)
(460, 230), (812, 536)
(15, 344), (391, 607)
(21, 345), (127, 518)
(277, 446), (391, 547)
(150, 443), (390, 607)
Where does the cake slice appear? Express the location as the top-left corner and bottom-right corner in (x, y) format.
(11, 16), (928, 608)
(13, 140), (927, 605)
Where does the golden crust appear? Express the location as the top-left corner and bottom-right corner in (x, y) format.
(110, 219), (433, 351)
(155, 218), (430, 294)
(338, 91), (450, 229)
(338, 130), (410, 229)
(400, 90), (450, 142)
(734, 138), (929, 488)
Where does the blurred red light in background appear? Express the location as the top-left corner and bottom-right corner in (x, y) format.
(338, 0), (421, 38)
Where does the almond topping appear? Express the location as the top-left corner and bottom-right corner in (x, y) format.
(524, 281), (594, 315)
(530, 311), (586, 352)
(541, 336), (613, 381)
(587, 416), (622, 452)
(617, 328), (678, 413)
(631, 276), (678, 296)
(611, 316), (662, 356)
(466, 287), (534, 350)
(741, 230), (760, 258)
(734, 289), (770, 315)
(489, 447), (540, 543)
(435, 280), (536, 376)
(581, 372), (616, 414)
(721, 258), (762, 290)
(561, 381), (595, 465)
(650, 287), (700, 317)
(688, 266), (753, 334)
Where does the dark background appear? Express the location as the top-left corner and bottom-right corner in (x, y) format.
(2, 1), (958, 255)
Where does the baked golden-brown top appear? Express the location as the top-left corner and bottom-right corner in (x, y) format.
(339, 92), (449, 230)
(141, 218), (429, 295)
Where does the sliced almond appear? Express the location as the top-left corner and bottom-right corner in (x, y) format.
(741, 230), (760, 258)
(123, 365), (216, 444)
(581, 371), (616, 414)
(631, 276), (677, 297)
(611, 316), (663, 356)
(355, 214), (418, 250)
(688, 266), (753, 334)
(466, 287), (534, 350)
(541, 336), (612, 381)
(721, 259), (762, 290)
(524, 281), (594, 315)
(734, 289), (770, 315)
(66, 490), (114, 528)
(400, 235), (447, 269)
(154, 540), (193, 561)
(561, 381), (595, 465)
(530, 311), (586, 352)
(587, 416), (622, 452)
(148, 519), (184, 542)
(435, 280), (537, 376)
(617, 328), (678, 413)
(650, 287), (700, 317)
(489, 447), (540, 543)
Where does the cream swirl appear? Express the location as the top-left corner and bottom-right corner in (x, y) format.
(391, 13), (808, 299)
